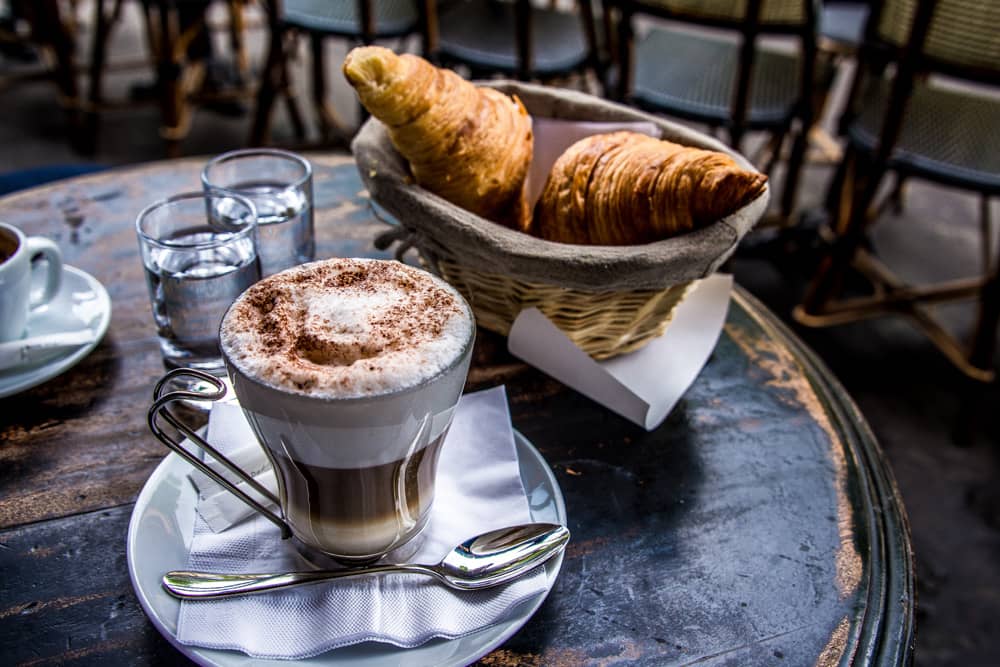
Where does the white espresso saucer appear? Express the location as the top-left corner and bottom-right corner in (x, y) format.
(0, 265), (112, 398)
(127, 430), (567, 667)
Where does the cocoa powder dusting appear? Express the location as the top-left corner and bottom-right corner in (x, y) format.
(221, 258), (470, 398)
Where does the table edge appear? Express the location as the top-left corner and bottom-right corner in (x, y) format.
(732, 286), (916, 666)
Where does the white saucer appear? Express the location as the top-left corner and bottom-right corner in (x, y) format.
(128, 431), (567, 667)
(0, 265), (112, 398)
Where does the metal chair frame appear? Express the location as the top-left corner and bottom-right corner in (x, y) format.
(145, 0), (266, 156)
(250, 0), (429, 147)
(607, 0), (823, 224)
(427, 0), (604, 89)
(809, 1), (871, 163)
(1, 0), (152, 153)
(795, 0), (1000, 382)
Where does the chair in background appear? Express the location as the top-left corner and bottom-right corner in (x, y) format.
(1, 0), (260, 156)
(0, 1), (78, 112)
(250, 0), (427, 146)
(428, 0), (604, 90)
(809, 0), (870, 161)
(606, 0), (826, 224)
(143, 0), (265, 156)
(818, 0), (868, 58)
(0, 0), (123, 154)
(794, 0), (1000, 382)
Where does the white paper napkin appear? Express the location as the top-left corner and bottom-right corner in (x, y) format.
(176, 385), (550, 659)
(509, 273), (733, 431)
(188, 429), (279, 533)
(526, 117), (661, 207)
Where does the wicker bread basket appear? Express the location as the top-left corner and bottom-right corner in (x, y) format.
(352, 82), (769, 359)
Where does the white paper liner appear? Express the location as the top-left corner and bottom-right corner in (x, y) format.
(509, 274), (733, 430)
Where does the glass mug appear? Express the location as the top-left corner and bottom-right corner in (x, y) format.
(147, 259), (475, 564)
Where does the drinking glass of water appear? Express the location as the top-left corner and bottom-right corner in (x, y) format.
(136, 190), (260, 373)
(201, 148), (314, 276)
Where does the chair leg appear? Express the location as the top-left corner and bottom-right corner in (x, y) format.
(159, 61), (198, 158)
(970, 273), (1000, 374)
(613, 8), (633, 103)
(948, 196), (999, 445)
(981, 194), (994, 275)
(250, 65), (279, 146)
(514, 0), (532, 82)
(273, 34), (308, 143)
(970, 196), (1000, 374)
(799, 147), (876, 314)
(780, 122), (810, 222)
(888, 175), (907, 215)
(577, 0), (604, 96)
(823, 146), (851, 214)
(250, 11), (287, 146)
(755, 129), (785, 176)
(227, 0), (249, 82)
(309, 32), (352, 145)
(28, 0), (83, 148)
(37, 1), (78, 103)
(309, 33), (330, 141)
(149, 1), (182, 156)
(283, 80), (308, 142)
(728, 125), (745, 155)
(150, 0), (214, 156)
(81, 0), (114, 155)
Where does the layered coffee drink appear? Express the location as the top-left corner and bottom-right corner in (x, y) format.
(219, 258), (474, 561)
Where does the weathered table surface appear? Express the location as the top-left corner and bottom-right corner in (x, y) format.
(0, 154), (914, 666)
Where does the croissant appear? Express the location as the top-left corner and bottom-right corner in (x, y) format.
(530, 131), (768, 246)
(343, 46), (533, 230)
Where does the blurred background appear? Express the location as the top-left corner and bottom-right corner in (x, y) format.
(1, 1), (998, 664)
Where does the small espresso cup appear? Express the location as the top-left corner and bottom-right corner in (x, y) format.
(147, 258), (475, 564)
(0, 222), (63, 342)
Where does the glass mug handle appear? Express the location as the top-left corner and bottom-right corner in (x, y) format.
(146, 368), (292, 539)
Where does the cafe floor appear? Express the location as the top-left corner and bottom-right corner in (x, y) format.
(1, 8), (998, 665)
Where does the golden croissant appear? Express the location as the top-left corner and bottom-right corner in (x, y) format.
(530, 131), (768, 246)
(343, 46), (533, 230)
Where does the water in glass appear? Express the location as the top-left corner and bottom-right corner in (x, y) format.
(143, 228), (259, 370)
(224, 180), (313, 276)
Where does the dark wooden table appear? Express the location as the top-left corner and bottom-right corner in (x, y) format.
(0, 155), (915, 666)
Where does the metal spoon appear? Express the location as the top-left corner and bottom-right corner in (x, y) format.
(162, 522), (570, 599)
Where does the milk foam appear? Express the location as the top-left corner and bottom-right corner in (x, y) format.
(220, 258), (473, 399)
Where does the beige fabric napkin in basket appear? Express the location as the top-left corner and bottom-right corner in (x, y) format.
(353, 81), (767, 361)
(353, 80), (769, 293)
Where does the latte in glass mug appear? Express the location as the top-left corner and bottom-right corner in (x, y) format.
(217, 258), (475, 562)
